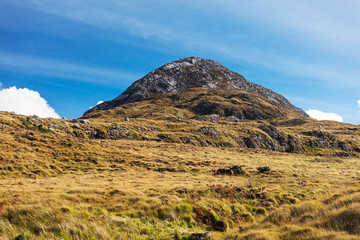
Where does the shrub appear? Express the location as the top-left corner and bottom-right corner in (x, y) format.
(257, 166), (271, 173)
(215, 165), (246, 176)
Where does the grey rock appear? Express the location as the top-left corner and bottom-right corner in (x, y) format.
(80, 119), (90, 124)
(108, 126), (131, 139)
(109, 129), (121, 138)
(70, 119), (78, 123)
(32, 115), (39, 120)
(47, 122), (60, 129)
(190, 232), (212, 240)
(73, 123), (81, 129)
(225, 116), (241, 122)
(302, 131), (336, 141)
(317, 140), (330, 148)
(200, 114), (220, 122)
(84, 130), (93, 137)
(61, 121), (69, 127)
(84, 57), (308, 118)
(339, 142), (351, 152)
(237, 138), (247, 148)
(237, 125), (304, 153)
(200, 127), (220, 139)
(124, 117), (129, 122)
(182, 136), (195, 145)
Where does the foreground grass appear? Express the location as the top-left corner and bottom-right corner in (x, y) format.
(0, 143), (359, 239)
(0, 112), (360, 239)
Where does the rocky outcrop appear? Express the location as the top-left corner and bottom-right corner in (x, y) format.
(236, 126), (302, 153)
(84, 57), (308, 118)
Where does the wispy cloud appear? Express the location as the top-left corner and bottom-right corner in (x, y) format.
(10, 0), (360, 88)
(0, 52), (140, 86)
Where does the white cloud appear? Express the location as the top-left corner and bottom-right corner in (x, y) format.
(88, 100), (104, 110)
(0, 82), (2, 89)
(306, 109), (343, 122)
(0, 86), (60, 118)
(357, 99), (360, 109)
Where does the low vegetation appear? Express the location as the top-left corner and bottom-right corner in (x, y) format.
(0, 111), (360, 239)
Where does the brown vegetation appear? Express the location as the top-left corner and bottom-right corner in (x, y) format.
(0, 111), (359, 239)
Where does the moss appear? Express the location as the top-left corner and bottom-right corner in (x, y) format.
(253, 207), (267, 216)
(60, 206), (73, 214)
(176, 203), (193, 214)
(183, 214), (196, 228)
(155, 207), (174, 221)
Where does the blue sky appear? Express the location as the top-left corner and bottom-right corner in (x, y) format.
(1, 0), (360, 123)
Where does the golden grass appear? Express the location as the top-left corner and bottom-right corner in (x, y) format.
(0, 111), (360, 239)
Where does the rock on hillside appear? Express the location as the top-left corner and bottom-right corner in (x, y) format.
(84, 57), (308, 118)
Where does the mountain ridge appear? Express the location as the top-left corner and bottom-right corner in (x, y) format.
(84, 57), (308, 119)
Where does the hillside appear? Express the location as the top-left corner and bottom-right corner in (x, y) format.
(0, 57), (360, 239)
(0, 111), (360, 239)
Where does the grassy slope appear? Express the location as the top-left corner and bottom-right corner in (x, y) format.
(85, 88), (302, 121)
(0, 112), (360, 239)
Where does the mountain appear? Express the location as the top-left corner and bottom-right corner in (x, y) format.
(2, 61), (360, 240)
(84, 57), (308, 120)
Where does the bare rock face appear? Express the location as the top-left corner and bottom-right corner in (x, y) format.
(84, 57), (308, 117)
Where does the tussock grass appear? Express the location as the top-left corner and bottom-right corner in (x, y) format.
(0, 111), (360, 239)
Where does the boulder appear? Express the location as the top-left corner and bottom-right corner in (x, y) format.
(190, 232), (212, 240)
(200, 127), (220, 139)
(182, 136), (195, 145)
(80, 119), (90, 124)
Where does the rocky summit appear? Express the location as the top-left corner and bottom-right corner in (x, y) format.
(84, 57), (308, 119)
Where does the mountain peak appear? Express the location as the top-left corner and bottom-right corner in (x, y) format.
(84, 57), (308, 118)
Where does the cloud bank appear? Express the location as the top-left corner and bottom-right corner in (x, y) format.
(0, 86), (60, 118)
(306, 109), (343, 122)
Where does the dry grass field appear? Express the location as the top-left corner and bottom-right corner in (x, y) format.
(0, 112), (360, 239)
